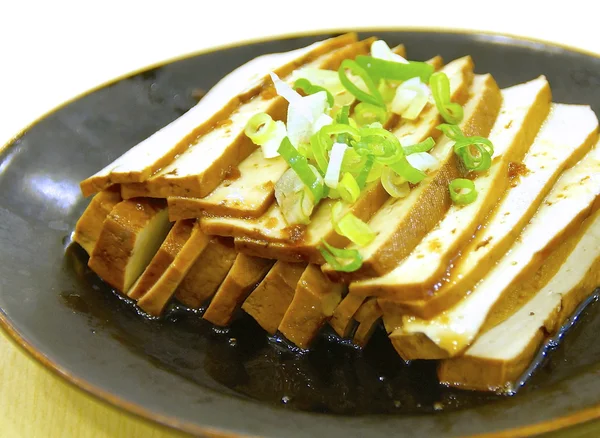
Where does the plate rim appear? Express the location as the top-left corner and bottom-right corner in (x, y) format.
(2, 27), (600, 438)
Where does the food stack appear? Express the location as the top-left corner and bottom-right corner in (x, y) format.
(73, 33), (600, 392)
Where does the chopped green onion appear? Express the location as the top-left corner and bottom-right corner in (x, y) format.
(311, 123), (361, 174)
(245, 113), (276, 145)
(437, 124), (495, 172)
(341, 147), (367, 173)
(449, 178), (478, 205)
(355, 56), (434, 82)
(429, 72), (464, 124)
(336, 105), (351, 125)
(335, 212), (376, 246)
(436, 123), (463, 140)
(454, 139), (494, 171)
(354, 102), (389, 126)
(319, 239), (363, 272)
(403, 137), (436, 155)
(337, 172), (360, 203)
(294, 78), (335, 107)
(324, 142), (348, 189)
(391, 77), (431, 120)
(355, 127), (403, 165)
(378, 80), (397, 104)
(387, 157), (427, 184)
(338, 59), (385, 108)
(366, 161), (384, 183)
(355, 157), (374, 189)
(371, 40), (409, 64)
(381, 167), (410, 198)
(275, 168), (316, 225)
(278, 137), (325, 202)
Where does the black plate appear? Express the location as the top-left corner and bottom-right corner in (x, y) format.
(2, 30), (600, 437)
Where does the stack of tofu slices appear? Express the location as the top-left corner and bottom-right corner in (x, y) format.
(74, 33), (600, 392)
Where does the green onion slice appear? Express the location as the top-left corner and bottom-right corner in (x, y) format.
(311, 123), (361, 174)
(354, 102), (389, 126)
(278, 137), (325, 202)
(337, 172), (360, 203)
(437, 124), (495, 172)
(387, 157), (427, 184)
(336, 214), (376, 247)
(294, 78), (335, 107)
(403, 137), (436, 155)
(355, 127), (403, 165)
(338, 59), (385, 108)
(355, 56), (435, 82)
(449, 178), (478, 205)
(355, 156), (374, 189)
(381, 167), (410, 198)
(429, 72), (464, 124)
(319, 240), (363, 272)
(341, 147), (367, 173)
(245, 113), (276, 145)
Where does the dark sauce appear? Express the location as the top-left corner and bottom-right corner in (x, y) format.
(62, 242), (600, 415)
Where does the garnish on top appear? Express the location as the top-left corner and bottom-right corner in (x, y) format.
(245, 40), (494, 271)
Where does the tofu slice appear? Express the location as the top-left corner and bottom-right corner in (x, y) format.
(73, 186), (122, 254)
(376, 104), (599, 319)
(242, 261), (307, 334)
(353, 298), (383, 347)
(278, 264), (344, 349)
(351, 76), (552, 299)
(325, 72), (501, 282)
(203, 57), (476, 263)
(438, 207), (600, 391)
(329, 294), (366, 338)
(202, 253), (274, 326)
(390, 140), (600, 360)
(120, 37), (368, 200)
(128, 220), (199, 300)
(167, 39), (379, 221)
(88, 199), (171, 293)
(134, 222), (211, 316)
(80, 33), (356, 197)
(174, 237), (237, 309)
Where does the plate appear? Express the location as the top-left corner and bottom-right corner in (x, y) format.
(2, 30), (600, 437)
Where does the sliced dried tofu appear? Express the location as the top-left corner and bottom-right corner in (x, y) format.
(352, 76), (552, 299)
(136, 221), (209, 316)
(167, 45), (415, 222)
(88, 199), (171, 293)
(325, 72), (501, 282)
(73, 187), (122, 254)
(168, 149), (287, 219)
(174, 238), (237, 308)
(128, 219), (198, 300)
(167, 40), (376, 221)
(278, 264), (344, 349)
(438, 208), (600, 391)
(80, 33), (356, 197)
(391, 140), (600, 360)
(242, 261), (307, 334)
(204, 57), (475, 263)
(353, 298), (383, 347)
(120, 37), (368, 200)
(329, 294), (366, 338)
(229, 181), (388, 263)
(379, 104), (599, 318)
(202, 254), (274, 326)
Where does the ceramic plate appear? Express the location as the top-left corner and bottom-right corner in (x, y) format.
(2, 30), (600, 437)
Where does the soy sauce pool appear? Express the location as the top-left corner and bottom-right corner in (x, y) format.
(62, 242), (600, 415)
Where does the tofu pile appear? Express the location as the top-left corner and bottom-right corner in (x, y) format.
(73, 33), (600, 393)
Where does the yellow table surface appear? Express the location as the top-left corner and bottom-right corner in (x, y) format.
(1, 1), (599, 436)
